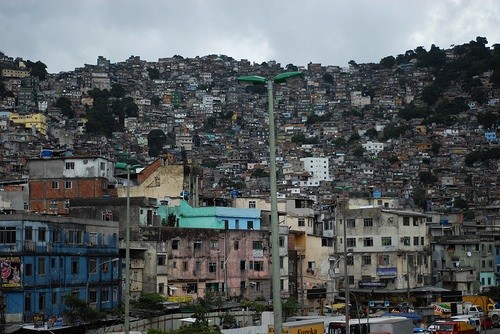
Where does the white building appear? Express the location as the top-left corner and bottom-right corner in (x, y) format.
(300, 157), (332, 187)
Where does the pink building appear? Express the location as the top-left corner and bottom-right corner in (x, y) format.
(165, 228), (271, 301)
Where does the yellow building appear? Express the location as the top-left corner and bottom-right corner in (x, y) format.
(9, 112), (48, 135)
(1, 68), (29, 78)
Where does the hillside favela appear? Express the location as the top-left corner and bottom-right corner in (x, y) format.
(0, 36), (500, 334)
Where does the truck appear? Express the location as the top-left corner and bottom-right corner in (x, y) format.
(268, 318), (324, 334)
(462, 295), (495, 315)
(430, 302), (483, 318)
(433, 320), (477, 334)
(461, 295), (500, 326)
(368, 316), (414, 334)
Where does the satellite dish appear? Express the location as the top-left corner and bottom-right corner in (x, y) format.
(467, 252), (471, 257)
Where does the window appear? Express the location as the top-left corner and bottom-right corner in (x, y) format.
(234, 241), (239, 250)
(71, 258), (78, 274)
(65, 162), (75, 170)
(381, 237), (392, 246)
(51, 181), (59, 189)
(247, 221), (254, 229)
(363, 218), (373, 227)
(68, 230), (82, 244)
(363, 237), (373, 247)
(249, 201), (256, 208)
(347, 219), (356, 228)
(210, 240), (218, 249)
(172, 261), (177, 268)
(279, 236), (285, 247)
(403, 217), (410, 226)
(100, 162), (105, 170)
(348, 275), (354, 284)
(413, 237), (419, 246)
(52, 229), (61, 243)
(324, 220), (333, 230)
(25, 226), (33, 241)
(413, 217), (419, 226)
(346, 238), (356, 248)
(253, 241), (263, 250)
(101, 288), (110, 302)
(25, 263), (33, 276)
(362, 255), (371, 265)
(89, 233), (98, 246)
(322, 238), (333, 247)
(64, 199), (70, 209)
(182, 261), (188, 271)
(235, 219), (239, 229)
(39, 293), (45, 312)
(0, 226), (16, 244)
(361, 275), (372, 282)
(89, 289), (97, 303)
(193, 240), (202, 251)
(172, 239), (179, 250)
(157, 255), (166, 266)
(378, 255), (390, 265)
(65, 181), (72, 189)
(52, 292), (57, 305)
(240, 260), (246, 271)
(250, 261), (264, 271)
(186, 283), (197, 294)
(280, 257), (284, 269)
(37, 258), (46, 275)
(402, 237), (411, 246)
(25, 293), (31, 312)
(209, 262), (216, 273)
(251, 281), (263, 292)
(346, 256), (354, 266)
(89, 258), (97, 274)
(50, 200), (58, 210)
(298, 218), (305, 227)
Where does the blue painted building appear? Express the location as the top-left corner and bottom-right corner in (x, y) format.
(485, 131), (497, 142)
(0, 214), (120, 324)
(157, 200), (261, 230)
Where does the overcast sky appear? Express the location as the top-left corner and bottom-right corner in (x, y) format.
(1, 0), (499, 73)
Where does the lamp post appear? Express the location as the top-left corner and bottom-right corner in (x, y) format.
(238, 71), (304, 334)
(86, 257), (120, 304)
(335, 185), (352, 334)
(115, 162), (141, 334)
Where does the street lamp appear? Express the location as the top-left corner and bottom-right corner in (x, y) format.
(335, 185), (352, 334)
(115, 162), (141, 334)
(86, 257), (120, 305)
(237, 71), (304, 334)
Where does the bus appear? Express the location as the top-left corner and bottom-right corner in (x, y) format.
(328, 316), (413, 334)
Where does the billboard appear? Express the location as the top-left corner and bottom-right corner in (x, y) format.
(0, 256), (21, 287)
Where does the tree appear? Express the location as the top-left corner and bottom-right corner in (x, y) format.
(364, 128), (378, 139)
(147, 68), (161, 80)
(62, 294), (105, 325)
(380, 56), (396, 68)
(110, 83), (126, 98)
(26, 60), (48, 81)
(147, 129), (167, 157)
(55, 96), (75, 118)
(322, 73), (334, 84)
(192, 290), (223, 326)
(419, 171), (438, 185)
(420, 84), (443, 106)
(131, 292), (168, 317)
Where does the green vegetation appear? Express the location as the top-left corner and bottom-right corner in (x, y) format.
(62, 294), (105, 325)
(465, 147), (500, 167)
(147, 129), (167, 157)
